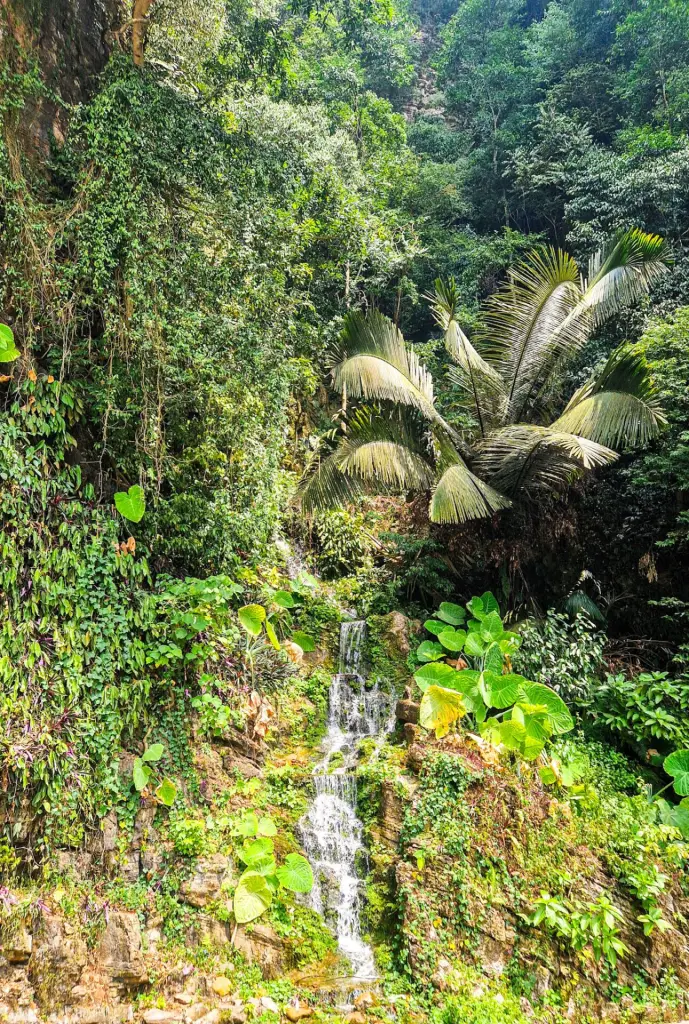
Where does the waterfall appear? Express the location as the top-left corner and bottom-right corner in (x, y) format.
(299, 620), (395, 982)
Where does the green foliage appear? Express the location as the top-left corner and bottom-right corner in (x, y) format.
(232, 815), (314, 923)
(525, 891), (629, 968)
(592, 672), (689, 748)
(514, 611), (606, 704)
(114, 485), (146, 524)
(413, 594), (572, 758)
(0, 323), (19, 362)
(131, 743), (177, 806)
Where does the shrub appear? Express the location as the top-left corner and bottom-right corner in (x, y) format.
(514, 611), (606, 704)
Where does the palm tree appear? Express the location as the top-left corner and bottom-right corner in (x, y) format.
(300, 229), (670, 525)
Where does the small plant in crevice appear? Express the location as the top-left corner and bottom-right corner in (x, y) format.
(131, 743), (177, 806)
(525, 891), (629, 967)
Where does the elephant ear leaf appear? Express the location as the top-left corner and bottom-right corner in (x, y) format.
(0, 324), (20, 362)
(414, 661), (458, 692)
(417, 640), (446, 662)
(114, 484), (146, 524)
(517, 682), (573, 735)
(239, 604), (266, 636)
(233, 872), (273, 923)
(480, 592), (500, 615)
(276, 853), (313, 893)
(664, 750), (689, 796)
(437, 602), (466, 626)
(419, 685), (466, 738)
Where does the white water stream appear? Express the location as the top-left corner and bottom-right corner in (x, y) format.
(299, 620), (395, 982)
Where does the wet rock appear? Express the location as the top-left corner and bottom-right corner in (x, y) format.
(180, 855), (234, 908)
(284, 1006), (313, 1021)
(95, 910), (148, 986)
(395, 699), (419, 725)
(29, 911), (88, 1009)
(344, 1013), (367, 1024)
(533, 965), (550, 998)
(379, 611), (415, 657)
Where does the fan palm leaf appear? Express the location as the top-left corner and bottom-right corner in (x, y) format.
(330, 311), (461, 442)
(552, 344), (667, 448)
(430, 462), (511, 524)
(577, 228), (671, 328)
(473, 424), (617, 495)
(476, 248), (588, 424)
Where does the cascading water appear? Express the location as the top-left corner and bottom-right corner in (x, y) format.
(299, 620), (395, 982)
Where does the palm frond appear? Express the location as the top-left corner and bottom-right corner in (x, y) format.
(331, 310), (434, 414)
(429, 457), (511, 525)
(552, 344), (667, 448)
(579, 228), (672, 327)
(476, 248), (587, 423)
(298, 407), (434, 512)
(474, 424), (617, 496)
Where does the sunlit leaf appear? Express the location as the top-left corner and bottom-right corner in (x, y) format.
(114, 484), (145, 524)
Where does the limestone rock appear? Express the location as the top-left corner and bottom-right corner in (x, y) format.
(143, 1011), (183, 1023)
(196, 1011), (221, 1024)
(395, 699), (419, 725)
(233, 922), (285, 978)
(189, 915), (230, 947)
(211, 977), (233, 997)
(180, 855), (234, 908)
(259, 997), (279, 1014)
(29, 911), (88, 1009)
(184, 1006), (210, 1023)
(1, 920), (32, 962)
(284, 1006), (313, 1021)
(380, 611), (415, 657)
(95, 910), (148, 986)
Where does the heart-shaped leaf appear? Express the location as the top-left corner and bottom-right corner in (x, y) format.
(239, 604), (266, 636)
(424, 619), (446, 636)
(437, 602), (466, 626)
(480, 611), (504, 643)
(276, 853), (313, 893)
(417, 640), (446, 662)
(485, 673), (529, 709)
(480, 592), (500, 615)
(483, 642), (503, 674)
(438, 629), (467, 652)
(156, 777), (177, 806)
(419, 685), (466, 738)
(467, 596), (486, 620)
(132, 760), (151, 792)
(464, 631), (486, 657)
(142, 743), (164, 762)
(257, 816), (277, 837)
(664, 750), (689, 796)
(239, 837), (275, 868)
(233, 871), (273, 923)
(0, 324), (20, 363)
(235, 812), (259, 837)
(516, 682), (573, 735)
(114, 484), (145, 524)
(414, 661), (458, 692)
(274, 590), (296, 609)
(291, 631), (316, 652)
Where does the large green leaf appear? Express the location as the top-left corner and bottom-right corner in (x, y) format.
(657, 798), (689, 838)
(664, 750), (689, 796)
(483, 642), (504, 674)
(424, 619), (446, 636)
(142, 743), (164, 762)
(156, 778), (177, 806)
(239, 838), (275, 868)
(114, 484), (146, 524)
(516, 682), (573, 735)
(233, 871), (273, 923)
(417, 640), (446, 662)
(239, 604), (266, 636)
(438, 629), (467, 652)
(464, 632), (486, 657)
(276, 853), (314, 893)
(132, 760), (151, 792)
(235, 812), (259, 837)
(419, 685), (466, 738)
(274, 591), (296, 608)
(414, 661), (458, 692)
(480, 611), (504, 643)
(0, 324), (20, 362)
(437, 602), (466, 626)
(258, 816), (277, 837)
(480, 592), (500, 615)
(485, 672), (528, 709)
(291, 630), (316, 652)
(265, 619), (280, 651)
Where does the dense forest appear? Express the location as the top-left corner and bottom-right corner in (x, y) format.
(1, 0), (689, 1022)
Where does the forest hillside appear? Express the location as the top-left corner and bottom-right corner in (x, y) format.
(1, 1), (689, 1022)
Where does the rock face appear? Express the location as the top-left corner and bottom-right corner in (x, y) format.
(95, 910), (148, 987)
(180, 854), (234, 908)
(1, 0), (120, 157)
(379, 612), (416, 657)
(233, 922), (285, 979)
(29, 912), (88, 1008)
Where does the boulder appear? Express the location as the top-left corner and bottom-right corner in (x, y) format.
(180, 855), (234, 909)
(379, 611), (415, 657)
(284, 1007), (313, 1022)
(189, 915), (230, 947)
(395, 699), (419, 725)
(211, 977), (233, 997)
(94, 910), (148, 986)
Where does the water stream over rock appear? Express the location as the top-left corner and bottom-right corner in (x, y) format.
(299, 620), (395, 983)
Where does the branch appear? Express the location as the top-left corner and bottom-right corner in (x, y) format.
(132, 0), (157, 66)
